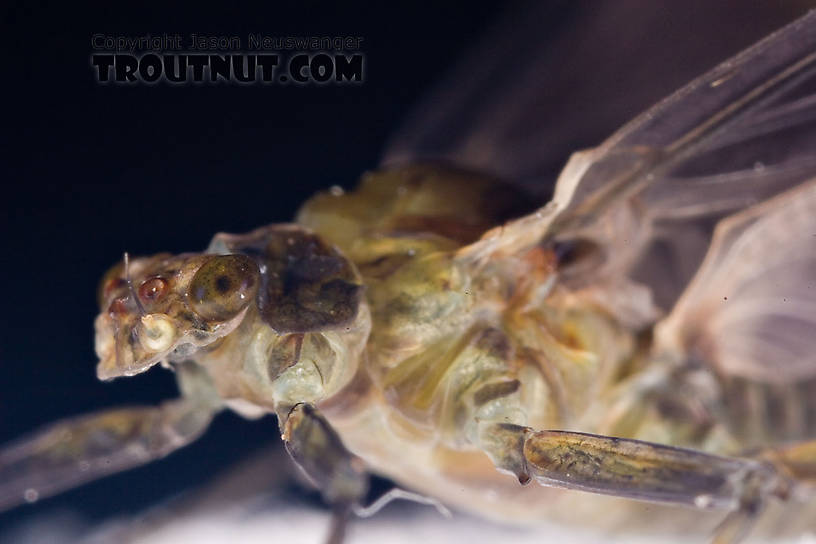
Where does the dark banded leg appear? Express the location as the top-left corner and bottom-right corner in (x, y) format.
(279, 403), (368, 544)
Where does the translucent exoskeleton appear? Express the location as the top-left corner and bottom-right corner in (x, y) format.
(4, 6), (816, 544)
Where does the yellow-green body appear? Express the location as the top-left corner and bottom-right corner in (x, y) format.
(244, 165), (731, 524)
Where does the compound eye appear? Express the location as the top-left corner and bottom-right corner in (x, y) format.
(139, 276), (168, 305)
(189, 255), (260, 321)
(107, 296), (129, 317)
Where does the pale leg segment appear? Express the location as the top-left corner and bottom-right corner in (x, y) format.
(0, 398), (215, 512)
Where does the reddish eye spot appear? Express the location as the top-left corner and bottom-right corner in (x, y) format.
(139, 277), (168, 303)
(108, 297), (129, 316)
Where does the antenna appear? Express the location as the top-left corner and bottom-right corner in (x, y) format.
(123, 252), (146, 316)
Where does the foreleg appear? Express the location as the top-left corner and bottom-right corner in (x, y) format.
(0, 398), (215, 511)
(0, 361), (219, 511)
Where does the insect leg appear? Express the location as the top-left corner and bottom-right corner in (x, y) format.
(762, 440), (816, 490)
(709, 439), (816, 544)
(478, 423), (797, 542)
(0, 397), (215, 512)
(279, 403), (368, 544)
(0, 361), (220, 512)
(480, 424), (788, 507)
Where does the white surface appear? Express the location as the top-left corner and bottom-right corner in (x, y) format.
(3, 447), (815, 544)
(5, 494), (816, 544)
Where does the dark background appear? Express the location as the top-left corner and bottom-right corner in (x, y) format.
(1, 0), (811, 537)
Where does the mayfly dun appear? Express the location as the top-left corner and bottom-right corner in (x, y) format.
(3, 3), (816, 544)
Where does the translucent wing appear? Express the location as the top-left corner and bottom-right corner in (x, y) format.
(382, 1), (809, 196)
(552, 9), (816, 224)
(550, 9), (816, 308)
(655, 179), (816, 384)
(445, 8), (816, 315)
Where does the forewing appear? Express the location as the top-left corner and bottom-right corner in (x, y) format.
(558, 10), (816, 222)
(382, 1), (809, 196)
(549, 9), (816, 296)
(653, 179), (816, 384)
(450, 8), (816, 314)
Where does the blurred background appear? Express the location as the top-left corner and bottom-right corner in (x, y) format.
(1, 1), (813, 542)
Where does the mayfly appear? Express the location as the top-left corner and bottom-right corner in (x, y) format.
(3, 6), (816, 544)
